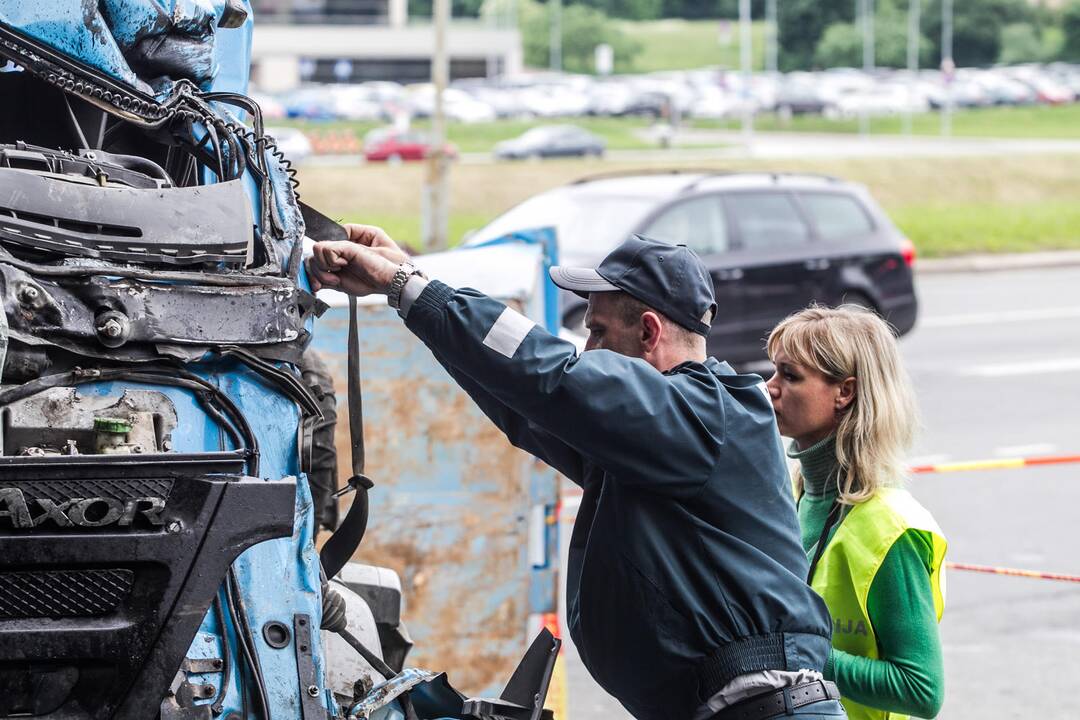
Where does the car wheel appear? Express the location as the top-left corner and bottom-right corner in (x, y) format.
(839, 291), (877, 314)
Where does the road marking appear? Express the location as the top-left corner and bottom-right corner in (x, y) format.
(921, 306), (1080, 328)
(994, 443), (1057, 457)
(960, 357), (1080, 377)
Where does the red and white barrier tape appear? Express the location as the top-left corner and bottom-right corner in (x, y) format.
(910, 454), (1080, 474)
(946, 562), (1080, 583)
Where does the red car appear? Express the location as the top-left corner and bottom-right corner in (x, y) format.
(363, 128), (458, 162)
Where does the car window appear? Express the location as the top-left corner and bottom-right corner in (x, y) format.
(727, 192), (810, 249)
(643, 195), (728, 255)
(799, 192), (874, 240)
(465, 191), (656, 265)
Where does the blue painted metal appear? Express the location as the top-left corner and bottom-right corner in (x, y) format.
(210, 1), (254, 95)
(310, 231), (563, 698)
(1, 5), (561, 716)
(0, 4), (336, 717)
(76, 364), (331, 718)
(0, 0), (242, 98)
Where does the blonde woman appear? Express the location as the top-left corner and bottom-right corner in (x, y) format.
(765, 306), (946, 720)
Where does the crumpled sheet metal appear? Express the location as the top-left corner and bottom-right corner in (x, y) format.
(0, 290), (7, 384)
(347, 668), (438, 719)
(0, 0), (249, 98)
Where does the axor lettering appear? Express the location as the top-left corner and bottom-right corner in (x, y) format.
(0, 488), (166, 529)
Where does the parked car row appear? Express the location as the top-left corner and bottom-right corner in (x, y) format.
(252, 62), (1080, 125)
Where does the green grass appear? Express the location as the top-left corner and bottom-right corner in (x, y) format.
(892, 202), (1080, 258)
(295, 142), (1080, 258)
(619, 19), (766, 73)
(692, 103), (1080, 139)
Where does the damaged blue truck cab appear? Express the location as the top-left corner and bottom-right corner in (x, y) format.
(0, 3), (557, 719)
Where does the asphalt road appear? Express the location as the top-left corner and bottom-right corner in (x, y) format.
(558, 265), (1080, 719)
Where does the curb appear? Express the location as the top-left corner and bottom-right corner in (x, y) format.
(916, 250), (1080, 274)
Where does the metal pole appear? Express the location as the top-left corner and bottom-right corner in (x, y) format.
(941, 0), (954, 137)
(859, 0), (874, 137)
(739, 0), (753, 141)
(903, 0), (920, 136)
(423, 0), (450, 250)
(765, 0), (778, 75)
(550, 0), (562, 72)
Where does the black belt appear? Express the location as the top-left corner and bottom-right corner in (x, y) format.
(709, 680), (841, 720)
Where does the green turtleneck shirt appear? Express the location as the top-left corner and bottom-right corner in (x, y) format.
(790, 436), (945, 719)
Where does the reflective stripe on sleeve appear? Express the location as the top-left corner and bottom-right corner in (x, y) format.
(482, 307), (537, 359)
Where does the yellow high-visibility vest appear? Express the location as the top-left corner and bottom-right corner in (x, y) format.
(810, 487), (947, 720)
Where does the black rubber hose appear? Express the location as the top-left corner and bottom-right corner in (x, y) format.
(225, 568), (271, 720)
(218, 346), (322, 417)
(211, 592), (233, 715)
(319, 574), (348, 635)
(166, 367), (262, 476)
(195, 391), (244, 458)
(127, 370), (260, 476)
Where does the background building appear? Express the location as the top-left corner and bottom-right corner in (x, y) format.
(250, 0), (523, 91)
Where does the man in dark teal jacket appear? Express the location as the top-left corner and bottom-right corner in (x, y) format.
(308, 227), (844, 720)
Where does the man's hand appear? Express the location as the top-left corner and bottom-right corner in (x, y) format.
(307, 224), (410, 297)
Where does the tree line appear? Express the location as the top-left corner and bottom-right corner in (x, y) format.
(409, 0), (1080, 72)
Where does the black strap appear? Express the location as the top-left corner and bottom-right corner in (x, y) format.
(806, 499), (843, 583)
(345, 294), (365, 477)
(709, 680), (841, 720)
(319, 294), (375, 579)
(304, 203), (377, 580)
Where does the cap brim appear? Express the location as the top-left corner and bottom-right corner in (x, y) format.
(548, 266), (620, 298)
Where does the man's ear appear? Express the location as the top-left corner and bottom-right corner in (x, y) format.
(641, 311), (664, 353)
(836, 376), (857, 412)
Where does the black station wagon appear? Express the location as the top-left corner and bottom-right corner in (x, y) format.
(467, 170), (918, 364)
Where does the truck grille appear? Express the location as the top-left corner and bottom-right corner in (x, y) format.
(14, 478), (173, 503)
(0, 569), (134, 618)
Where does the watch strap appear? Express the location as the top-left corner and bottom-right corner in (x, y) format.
(387, 262), (423, 309)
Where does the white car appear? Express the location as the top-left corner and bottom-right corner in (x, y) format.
(407, 86), (497, 123)
(326, 85), (384, 121)
(689, 87), (740, 119)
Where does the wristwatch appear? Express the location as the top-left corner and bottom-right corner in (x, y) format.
(387, 261), (426, 309)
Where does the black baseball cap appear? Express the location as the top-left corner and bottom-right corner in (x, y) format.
(549, 235), (716, 337)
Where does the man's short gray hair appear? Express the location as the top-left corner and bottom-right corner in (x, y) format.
(610, 292), (709, 349)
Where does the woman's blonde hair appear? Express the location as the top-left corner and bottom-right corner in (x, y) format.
(766, 304), (917, 504)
